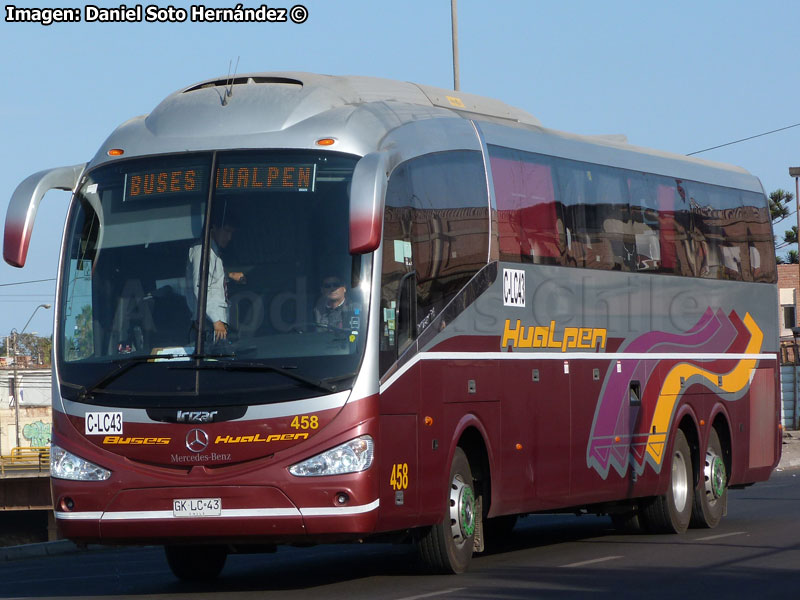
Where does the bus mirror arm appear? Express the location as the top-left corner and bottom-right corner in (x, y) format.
(4, 163), (86, 267)
(349, 152), (390, 254)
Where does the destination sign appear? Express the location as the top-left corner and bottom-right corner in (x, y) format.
(124, 163), (316, 201)
(125, 167), (204, 201)
(215, 164), (316, 193)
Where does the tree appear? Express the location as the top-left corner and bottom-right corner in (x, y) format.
(771, 188), (796, 263)
(6, 332), (53, 366)
(770, 189), (794, 225)
(66, 305), (93, 360)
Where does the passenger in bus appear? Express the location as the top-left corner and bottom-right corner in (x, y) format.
(314, 275), (360, 331)
(186, 216), (245, 342)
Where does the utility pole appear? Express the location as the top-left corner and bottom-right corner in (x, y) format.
(12, 303), (51, 448)
(451, 0), (460, 91)
(791, 167), (800, 430)
(11, 329), (20, 448)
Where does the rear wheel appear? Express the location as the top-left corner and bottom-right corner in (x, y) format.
(690, 428), (727, 528)
(418, 447), (478, 573)
(164, 544), (227, 581)
(640, 429), (693, 534)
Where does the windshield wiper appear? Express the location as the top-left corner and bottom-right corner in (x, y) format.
(76, 352), (234, 402)
(169, 361), (338, 394)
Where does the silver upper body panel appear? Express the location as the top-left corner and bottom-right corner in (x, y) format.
(88, 72), (535, 169)
(86, 71), (763, 194)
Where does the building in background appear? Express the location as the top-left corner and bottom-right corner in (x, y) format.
(0, 367), (52, 455)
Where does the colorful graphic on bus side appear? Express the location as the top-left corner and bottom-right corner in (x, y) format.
(587, 308), (763, 479)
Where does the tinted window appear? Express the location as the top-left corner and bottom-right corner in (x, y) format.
(489, 146), (564, 265)
(742, 191), (777, 283)
(488, 144), (774, 283)
(380, 151), (488, 375)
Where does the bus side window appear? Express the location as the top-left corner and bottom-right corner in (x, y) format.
(396, 271), (417, 356)
(684, 182), (745, 281)
(380, 167), (415, 376)
(489, 146), (564, 266)
(557, 161), (620, 270)
(405, 151), (488, 330)
(593, 165), (632, 271)
(556, 162), (591, 268)
(379, 151), (488, 377)
(743, 190), (777, 283)
(627, 173), (661, 272)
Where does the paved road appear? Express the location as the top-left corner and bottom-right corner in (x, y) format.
(3, 469), (799, 599)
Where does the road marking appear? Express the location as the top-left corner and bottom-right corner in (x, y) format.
(396, 589), (466, 600)
(696, 531), (746, 542)
(560, 555), (623, 568)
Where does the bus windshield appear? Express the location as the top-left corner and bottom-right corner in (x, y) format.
(57, 150), (369, 406)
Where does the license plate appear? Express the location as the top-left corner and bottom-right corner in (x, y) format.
(172, 498), (221, 517)
(85, 412), (123, 435)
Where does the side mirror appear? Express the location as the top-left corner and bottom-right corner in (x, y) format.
(349, 152), (389, 254)
(4, 164), (85, 267)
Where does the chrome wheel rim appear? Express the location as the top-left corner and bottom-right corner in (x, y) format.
(704, 450), (726, 502)
(449, 474), (475, 545)
(671, 449), (689, 512)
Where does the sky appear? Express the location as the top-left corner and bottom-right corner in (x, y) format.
(2, 0), (799, 339)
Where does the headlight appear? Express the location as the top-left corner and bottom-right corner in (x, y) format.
(50, 444), (111, 481)
(289, 435), (374, 477)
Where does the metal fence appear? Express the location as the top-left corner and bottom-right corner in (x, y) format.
(780, 365), (800, 430)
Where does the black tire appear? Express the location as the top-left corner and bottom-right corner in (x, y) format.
(639, 429), (694, 534)
(690, 428), (727, 529)
(418, 447), (478, 574)
(164, 544), (227, 581)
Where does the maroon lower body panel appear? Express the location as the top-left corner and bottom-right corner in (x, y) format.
(56, 481), (379, 543)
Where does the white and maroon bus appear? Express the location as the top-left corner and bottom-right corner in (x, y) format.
(4, 73), (781, 579)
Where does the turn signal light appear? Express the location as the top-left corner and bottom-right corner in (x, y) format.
(316, 138), (336, 146)
(107, 148), (124, 156)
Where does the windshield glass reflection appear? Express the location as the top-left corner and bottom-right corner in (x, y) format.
(58, 150), (369, 403)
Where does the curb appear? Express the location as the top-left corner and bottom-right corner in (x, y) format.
(1, 539), (82, 562)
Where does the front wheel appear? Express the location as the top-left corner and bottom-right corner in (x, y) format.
(164, 544), (227, 581)
(417, 447), (479, 573)
(690, 428), (727, 528)
(640, 429), (694, 534)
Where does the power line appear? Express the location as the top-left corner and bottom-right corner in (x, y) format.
(0, 278), (56, 288)
(688, 122), (800, 156)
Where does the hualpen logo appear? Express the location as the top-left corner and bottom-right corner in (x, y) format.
(502, 319), (607, 352)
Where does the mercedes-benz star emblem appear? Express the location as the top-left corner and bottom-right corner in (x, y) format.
(186, 428), (209, 453)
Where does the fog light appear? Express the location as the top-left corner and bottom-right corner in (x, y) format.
(336, 492), (349, 505)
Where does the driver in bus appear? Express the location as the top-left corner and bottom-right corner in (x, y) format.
(186, 215), (245, 342)
(314, 275), (360, 331)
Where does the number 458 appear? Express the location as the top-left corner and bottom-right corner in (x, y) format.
(390, 463), (409, 490)
(290, 415), (319, 430)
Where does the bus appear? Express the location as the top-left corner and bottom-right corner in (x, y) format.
(4, 73), (781, 579)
